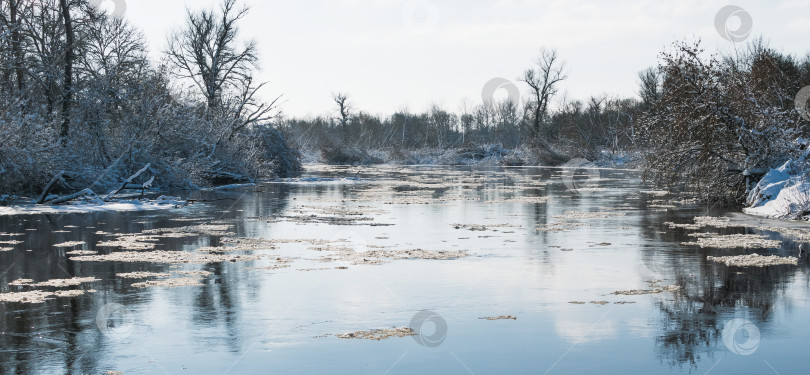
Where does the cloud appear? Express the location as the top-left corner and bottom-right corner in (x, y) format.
(555, 315), (618, 344)
(128, 0), (807, 116)
(778, 0), (810, 9)
(786, 16), (810, 32)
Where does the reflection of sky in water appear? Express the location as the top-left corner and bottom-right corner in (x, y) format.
(0, 166), (808, 374)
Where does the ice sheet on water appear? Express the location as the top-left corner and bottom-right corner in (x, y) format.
(0, 196), (188, 216)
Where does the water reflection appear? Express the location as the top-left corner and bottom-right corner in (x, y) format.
(639, 207), (810, 370)
(653, 253), (804, 368)
(0, 185), (292, 374)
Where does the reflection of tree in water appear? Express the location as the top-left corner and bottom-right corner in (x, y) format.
(189, 185), (291, 353)
(0, 210), (135, 374)
(0, 185), (293, 373)
(636, 203), (809, 370)
(0, 292), (101, 374)
(652, 251), (801, 369)
(191, 260), (244, 352)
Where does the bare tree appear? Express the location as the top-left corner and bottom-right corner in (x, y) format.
(637, 67), (662, 108)
(59, 0), (74, 144)
(0, 0), (26, 91)
(332, 92), (351, 143)
(16, 0), (63, 115)
(458, 98), (473, 145)
(165, 0), (258, 113)
(79, 14), (148, 87)
(224, 76), (279, 139)
(521, 48), (567, 137)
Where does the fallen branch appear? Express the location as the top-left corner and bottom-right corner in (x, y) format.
(37, 171), (65, 204)
(104, 163), (151, 200)
(48, 188), (95, 205)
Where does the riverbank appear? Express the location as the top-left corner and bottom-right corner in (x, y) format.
(300, 144), (641, 169)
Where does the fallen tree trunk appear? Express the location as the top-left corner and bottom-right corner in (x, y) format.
(37, 171), (65, 204)
(48, 188), (94, 205)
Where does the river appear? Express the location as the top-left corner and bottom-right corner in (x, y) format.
(1, 165), (808, 374)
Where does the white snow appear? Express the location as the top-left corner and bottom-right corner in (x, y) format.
(745, 160), (810, 220)
(746, 160), (793, 207)
(0, 196), (188, 216)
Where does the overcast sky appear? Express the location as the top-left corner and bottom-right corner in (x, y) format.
(115, 0), (809, 118)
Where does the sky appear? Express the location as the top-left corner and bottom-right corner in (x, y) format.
(110, 0), (810, 118)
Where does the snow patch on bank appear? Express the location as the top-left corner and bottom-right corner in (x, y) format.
(0, 196), (188, 216)
(745, 159), (810, 220)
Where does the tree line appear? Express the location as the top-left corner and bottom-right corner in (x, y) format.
(283, 40), (810, 205)
(283, 48), (643, 164)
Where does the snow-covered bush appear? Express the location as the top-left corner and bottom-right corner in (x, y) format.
(0, 96), (62, 193)
(638, 40), (810, 204)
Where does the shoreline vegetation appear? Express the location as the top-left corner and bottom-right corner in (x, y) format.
(1, 1), (810, 221)
(298, 145), (637, 169)
(0, 0), (303, 207)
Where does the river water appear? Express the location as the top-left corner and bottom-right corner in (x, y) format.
(1, 165), (808, 374)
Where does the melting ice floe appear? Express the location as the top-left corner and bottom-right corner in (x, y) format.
(0, 196), (188, 216)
